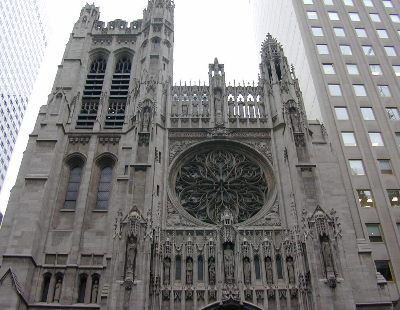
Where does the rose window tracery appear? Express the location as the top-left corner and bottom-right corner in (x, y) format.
(175, 149), (268, 224)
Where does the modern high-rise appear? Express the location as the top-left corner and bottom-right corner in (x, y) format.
(0, 0), (48, 191)
(252, 0), (400, 306)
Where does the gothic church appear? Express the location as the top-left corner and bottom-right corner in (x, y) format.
(0, 1), (395, 309)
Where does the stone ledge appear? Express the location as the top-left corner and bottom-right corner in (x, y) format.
(25, 174), (49, 180)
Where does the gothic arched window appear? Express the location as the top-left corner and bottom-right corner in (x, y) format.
(175, 255), (182, 281)
(96, 166), (113, 210)
(198, 255), (204, 281)
(77, 273), (88, 303)
(90, 57), (107, 74)
(276, 254), (283, 279)
(64, 166), (83, 209)
(40, 272), (52, 302)
(115, 56), (132, 74)
(254, 255), (261, 280)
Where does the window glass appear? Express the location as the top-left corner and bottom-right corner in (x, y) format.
(363, 0), (374, 6)
(387, 189), (400, 207)
(324, 0), (333, 4)
(357, 189), (375, 207)
(383, 0), (393, 8)
(361, 107), (375, 120)
(370, 64), (382, 75)
(375, 261), (393, 281)
(362, 45), (375, 56)
(64, 166), (82, 209)
(335, 107), (349, 120)
(329, 84), (342, 96)
(355, 28), (367, 37)
(317, 44), (329, 54)
(377, 29), (389, 38)
(392, 65), (400, 76)
(323, 64), (335, 74)
(312, 27), (324, 36)
(334, 27), (345, 37)
(353, 84), (367, 96)
(366, 224), (383, 242)
(175, 256), (181, 280)
(378, 159), (393, 175)
(377, 85), (391, 97)
(368, 132), (384, 146)
(342, 132), (357, 146)
(390, 14), (400, 23)
(395, 133), (400, 146)
(303, 0), (313, 3)
(386, 108), (400, 120)
(343, 0), (353, 5)
(384, 46), (396, 56)
(346, 64), (359, 75)
(349, 12), (361, 21)
(369, 13), (381, 22)
(349, 160), (365, 175)
(328, 12), (340, 20)
(307, 11), (318, 19)
(96, 166), (113, 210)
(340, 45), (352, 55)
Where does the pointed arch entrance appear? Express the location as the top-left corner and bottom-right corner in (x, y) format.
(200, 301), (263, 310)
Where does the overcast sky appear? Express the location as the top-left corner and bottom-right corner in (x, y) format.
(0, 0), (260, 213)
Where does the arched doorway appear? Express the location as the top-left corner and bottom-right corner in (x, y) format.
(201, 300), (263, 310)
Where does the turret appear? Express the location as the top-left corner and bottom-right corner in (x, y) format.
(72, 3), (100, 36)
(208, 58), (226, 127)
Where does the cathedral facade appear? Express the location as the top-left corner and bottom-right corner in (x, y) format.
(0, 1), (395, 309)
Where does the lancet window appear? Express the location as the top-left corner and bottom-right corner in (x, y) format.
(96, 166), (113, 210)
(40, 273), (52, 302)
(64, 165), (83, 209)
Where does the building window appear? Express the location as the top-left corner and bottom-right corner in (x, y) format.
(383, 0), (393, 8)
(312, 27), (324, 36)
(334, 27), (346, 37)
(346, 64), (359, 75)
(323, 64), (335, 74)
(375, 261), (393, 281)
(392, 65), (400, 76)
(328, 11), (340, 20)
(175, 256), (182, 280)
(355, 28), (367, 37)
(362, 45), (375, 56)
(96, 166), (113, 210)
(276, 255), (283, 279)
(369, 64), (382, 76)
(307, 11), (318, 19)
(340, 45), (352, 55)
(349, 12), (361, 21)
(377, 85), (391, 97)
(77, 274), (88, 303)
(335, 107), (349, 120)
(349, 160), (365, 175)
(64, 166), (83, 209)
(303, 0), (313, 4)
(41, 273), (52, 302)
(395, 133), (400, 146)
(329, 84), (342, 96)
(342, 132), (357, 146)
(369, 132), (384, 146)
(324, 0), (333, 5)
(386, 108), (400, 120)
(317, 44), (329, 54)
(369, 13), (381, 22)
(254, 255), (261, 280)
(357, 190), (375, 208)
(363, 0), (373, 6)
(390, 14), (400, 23)
(377, 29), (389, 38)
(366, 224), (383, 242)
(198, 256), (204, 281)
(378, 159), (393, 175)
(384, 46), (396, 56)
(343, 0), (354, 5)
(387, 189), (400, 207)
(353, 84), (367, 96)
(361, 107), (375, 120)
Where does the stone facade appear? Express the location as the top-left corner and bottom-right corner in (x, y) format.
(0, 1), (394, 309)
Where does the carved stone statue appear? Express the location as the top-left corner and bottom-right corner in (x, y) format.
(181, 101), (188, 116)
(125, 236), (137, 282)
(186, 258), (193, 285)
(228, 100), (235, 117)
(214, 90), (223, 125)
(163, 258), (171, 285)
(287, 256), (295, 284)
(171, 101), (178, 116)
(289, 107), (302, 132)
(243, 257), (251, 285)
(202, 101), (209, 117)
(192, 101), (199, 117)
(224, 247), (235, 283)
(265, 257), (273, 284)
(321, 236), (334, 272)
(258, 101), (266, 117)
(208, 257), (216, 285)
(141, 107), (151, 132)
(90, 279), (99, 303)
(53, 278), (62, 302)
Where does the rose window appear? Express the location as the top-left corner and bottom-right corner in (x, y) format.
(175, 149), (268, 224)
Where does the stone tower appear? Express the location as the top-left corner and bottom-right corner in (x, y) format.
(0, 2), (393, 310)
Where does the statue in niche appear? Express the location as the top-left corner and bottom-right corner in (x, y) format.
(208, 257), (216, 285)
(53, 278), (62, 302)
(228, 100), (235, 117)
(192, 101), (199, 117)
(125, 235), (137, 282)
(186, 258), (193, 285)
(202, 101), (209, 117)
(181, 101), (188, 116)
(223, 245), (235, 283)
(163, 258), (171, 285)
(289, 106), (302, 132)
(287, 256), (295, 284)
(321, 235), (334, 273)
(258, 102), (266, 117)
(171, 101), (178, 116)
(141, 106), (151, 132)
(214, 90), (223, 124)
(90, 279), (99, 303)
(265, 257), (274, 285)
(243, 257), (251, 285)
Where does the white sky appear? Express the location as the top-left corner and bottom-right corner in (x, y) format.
(0, 0), (259, 213)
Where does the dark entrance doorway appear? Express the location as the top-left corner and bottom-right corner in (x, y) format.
(201, 301), (262, 310)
